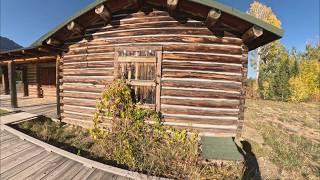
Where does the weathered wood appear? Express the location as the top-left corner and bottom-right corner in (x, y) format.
(56, 55), (61, 120)
(162, 70), (241, 81)
(22, 65), (29, 96)
(205, 8), (221, 28)
(62, 84), (106, 93)
(162, 79), (241, 92)
(161, 97), (239, 108)
(156, 50), (162, 112)
(95, 4), (111, 23)
(167, 0), (179, 16)
(0, 146), (44, 174)
(162, 114), (238, 125)
(59, 10), (248, 136)
(1, 66), (10, 94)
(35, 63), (42, 98)
(46, 38), (62, 46)
(162, 88), (240, 99)
(242, 25), (263, 44)
(163, 53), (242, 64)
(162, 61), (242, 72)
(118, 56), (156, 63)
(67, 21), (84, 35)
(161, 105), (239, 117)
(8, 61), (17, 108)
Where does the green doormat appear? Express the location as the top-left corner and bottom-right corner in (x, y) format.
(201, 136), (243, 161)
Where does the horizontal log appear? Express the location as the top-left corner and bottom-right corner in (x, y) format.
(161, 97), (239, 108)
(62, 69), (113, 76)
(62, 62), (114, 69)
(67, 35), (242, 48)
(161, 106), (239, 117)
(87, 21), (205, 34)
(163, 53), (242, 63)
(162, 79), (241, 91)
(162, 61), (241, 72)
(63, 91), (100, 99)
(163, 44), (242, 55)
(62, 117), (92, 129)
(161, 88), (240, 99)
(162, 71), (241, 81)
(62, 84), (107, 93)
(62, 77), (112, 85)
(63, 105), (96, 115)
(63, 56), (114, 63)
(162, 114), (237, 125)
(63, 97), (97, 107)
(65, 47), (115, 55)
(88, 28), (214, 38)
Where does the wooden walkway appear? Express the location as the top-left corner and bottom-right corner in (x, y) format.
(0, 94), (57, 119)
(0, 129), (126, 180)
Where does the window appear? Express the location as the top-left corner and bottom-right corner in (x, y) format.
(114, 46), (162, 111)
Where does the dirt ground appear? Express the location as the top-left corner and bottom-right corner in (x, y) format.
(242, 99), (320, 179)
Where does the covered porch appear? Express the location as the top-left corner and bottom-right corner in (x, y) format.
(0, 47), (61, 119)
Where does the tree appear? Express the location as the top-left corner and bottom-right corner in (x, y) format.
(290, 42), (320, 102)
(258, 41), (290, 100)
(248, 1), (282, 89)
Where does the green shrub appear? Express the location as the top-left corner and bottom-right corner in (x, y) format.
(90, 80), (243, 178)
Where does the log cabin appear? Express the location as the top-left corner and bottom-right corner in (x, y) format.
(0, 0), (283, 140)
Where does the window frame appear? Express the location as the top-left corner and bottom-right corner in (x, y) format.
(114, 46), (162, 112)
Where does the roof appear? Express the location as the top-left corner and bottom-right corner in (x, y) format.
(31, 0), (106, 47)
(2, 0), (283, 57)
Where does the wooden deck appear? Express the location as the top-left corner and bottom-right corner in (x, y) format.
(0, 94), (57, 119)
(0, 129), (126, 180)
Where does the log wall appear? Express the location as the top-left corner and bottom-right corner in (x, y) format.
(27, 63), (56, 97)
(61, 10), (246, 137)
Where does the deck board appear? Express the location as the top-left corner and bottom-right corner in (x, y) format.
(1, 141), (34, 159)
(0, 151), (50, 179)
(0, 130), (129, 180)
(0, 137), (23, 150)
(0, 146), (44, 173)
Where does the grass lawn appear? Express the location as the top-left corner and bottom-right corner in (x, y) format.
(243, 99), (320, 179)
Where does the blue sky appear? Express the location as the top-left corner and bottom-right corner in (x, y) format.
(1, 0), (319, 77)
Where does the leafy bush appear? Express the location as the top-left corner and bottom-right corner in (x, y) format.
(90, 80), (243, 178)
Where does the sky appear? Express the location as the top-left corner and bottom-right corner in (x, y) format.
(1, 0), (319, 77)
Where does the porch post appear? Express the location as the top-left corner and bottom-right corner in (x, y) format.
(8, 61), (17, 108)
(22, 65), (29, 96)
(36, 63), (42, 98)
(1, 66), (10, 95)
(56, 55), (61, 120)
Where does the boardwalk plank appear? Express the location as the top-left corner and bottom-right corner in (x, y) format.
(0, 133), (17, 143)
(0, 151), (50, 179)
(8, 153), (61, 180)
(40, 160), (78, 180)
(87, 169), (120, 180)
(43, 161), (83, 180)
(24, 156), (67, 180)
(71, 167), (95, 180)
(0, 137), (21, 149)
(1, 141), (33, 159)
(0, 146), (44, 173)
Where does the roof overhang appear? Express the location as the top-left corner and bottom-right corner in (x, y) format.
(1, 0), (284, 60)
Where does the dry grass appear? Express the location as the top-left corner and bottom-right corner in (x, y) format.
(243, 99), (320, 179)
(13, 117), (243, 179)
